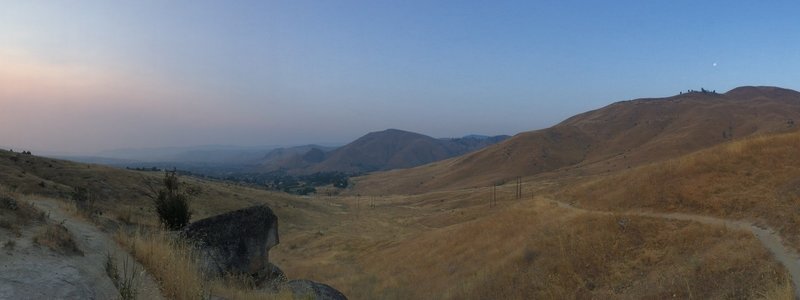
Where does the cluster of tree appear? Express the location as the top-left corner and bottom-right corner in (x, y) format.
(267, 172), (351, 195)
(126, 166), (162, 172)
(124, 163), (353, 196)
(219, 171), (354, 195)
(681, 88), (718, 94)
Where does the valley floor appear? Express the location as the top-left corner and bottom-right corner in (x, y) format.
(273, 184), (793, 299)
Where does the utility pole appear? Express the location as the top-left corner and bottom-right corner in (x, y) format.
(491, 184), (497, 208)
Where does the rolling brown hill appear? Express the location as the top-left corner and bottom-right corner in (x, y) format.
(353, 86), (800, 195)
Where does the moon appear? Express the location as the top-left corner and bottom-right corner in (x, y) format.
(712, 62), (718, 67)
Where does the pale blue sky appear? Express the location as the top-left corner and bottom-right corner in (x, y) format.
(1, 1), (799, 153)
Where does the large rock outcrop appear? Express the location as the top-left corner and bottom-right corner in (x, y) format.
(183, 204), (347, 299)
(182, 205), (279, 277)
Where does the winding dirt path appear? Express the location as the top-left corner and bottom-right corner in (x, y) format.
(551, 199), (800, 299)
(0, 198), (164, 299)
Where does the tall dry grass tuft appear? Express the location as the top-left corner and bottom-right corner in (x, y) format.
(105, 252), (140, 300)
(116, 228), (293, 300)
(115, 228), (207, 300)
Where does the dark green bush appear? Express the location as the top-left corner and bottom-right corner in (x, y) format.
(153, 171), (192, 230)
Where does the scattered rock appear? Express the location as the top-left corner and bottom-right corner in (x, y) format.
(182, 205), (279, 277)
(288, 279), (348, 300)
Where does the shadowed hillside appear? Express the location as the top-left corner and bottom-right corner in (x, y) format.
(257, 145), (336, 172)
(312, 129), (508, 173)
(258, 129), (508, 175)
(353, 86), (800, 195)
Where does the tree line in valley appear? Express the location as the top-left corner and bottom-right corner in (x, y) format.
(127, 166), (354, 196)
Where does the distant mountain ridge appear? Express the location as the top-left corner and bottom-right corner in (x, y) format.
(257, 145), (337, 172)
(258, 129), (509, 174)
(353, 86), (800, 195)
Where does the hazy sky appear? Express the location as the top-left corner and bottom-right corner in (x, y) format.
(2, 1), (799, 154)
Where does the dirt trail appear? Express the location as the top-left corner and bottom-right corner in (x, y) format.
(0, 198), (164, 299)
(552, 199), (800, 299)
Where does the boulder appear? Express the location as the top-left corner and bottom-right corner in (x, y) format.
(288, 279), (347, 300)
(182, 205), (278, 277)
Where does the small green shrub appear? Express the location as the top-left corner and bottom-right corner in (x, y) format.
(153, 171), (192, 230)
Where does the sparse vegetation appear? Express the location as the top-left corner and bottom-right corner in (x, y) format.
(71, 186), (99, 219)
(0, 190), (47, 236)
(33, 222), (83, 255)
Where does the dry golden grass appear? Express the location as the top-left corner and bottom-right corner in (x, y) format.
(565, 130), (800, 247)
(33, 222), (83, 255)
(755, 277), (793, 300)
(115, 228), (206, 300)
(269, 194), (788, 299)
(116, 228), (293, 300)
(348, 200), (786, 299)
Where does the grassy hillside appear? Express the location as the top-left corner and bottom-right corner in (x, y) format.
(564, 129), (800, 247)
(2, 129), (796, 298)
(0, 149), (335, 231)
(353, 86), (800, 195)
(271, 193), (789, 299)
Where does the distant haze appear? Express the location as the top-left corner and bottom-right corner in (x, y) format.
(2, 1), (799, 154)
